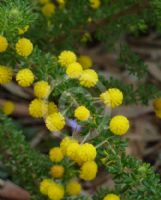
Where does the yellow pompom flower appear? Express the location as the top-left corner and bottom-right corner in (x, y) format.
(74, 106), (90, 121)
(60, 137), (78, 155)
(16, 38), (33, 57)
(0, 65), (12, 84)
(66, 143), (80, 161)
(49, 147), (64, 163)
(79, 69), (98, 88)
(58, 50), (77, 68)
(2, 101), (15, 115)
(155, 110), (161, 119)
(48, 101), (58, 115)
(40, 179), (53, 195)
(66, 62), (83, 79)
(18, 25), (29, 35)
(78, 55), (93, 69)
(48, 182), (64, 200)
(66, 180), (82, 196)
(29, 99), (48, 118)
(89, 0), (101, 9)
(153, 98), (161, 119)
(50, 165), (64, 178)
(103, 194), (120, 200)
(100, 88), (123, 108)
(80, 161), (98, 181)
(57, 0), (65, 8)
(42, 3), (55, 17)
(0, 36), (8, 52)
(109, 115), (130, 135)
(153, 98), (161, 110)
(45, 112), (65, 132)
(16, 68), (34, 87)
(77, 143), (97, 164)
(34, 81), (51, 99)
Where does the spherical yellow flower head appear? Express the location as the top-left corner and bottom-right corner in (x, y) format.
(103, 194), (120, 200)
(0, 36), (8, 53)
(16, 38), (33, 57)
(50, 165), (64, 178)
(42, 3), (55, 17)
(16, 68), (34, 87)
(155, 110), (161, 119)
(66, 143), (80, 161)
(49, 147), (64, 163)
(58, 50), (77, 68)
(153, 98), (161, 110)
(74, 106), (90, 121)
(48, 101), (58, 115)
(57, 0), (65, 7)
(40, 179), (53, 195)
(78, 55), (93, 69)
(79, 69), (98, 88)
(89, 0), (101, 9)
(18, 25), (29, 35)
(66, 180), (82, 196)
(39, 0), (50, 4)
(48, 182), (64, 200)
(29, 99), (48, 118)
(34, 81), (51, 99)
(109, 115), (130, 136)
(100, 88), (123, 108)
(45, 112), (65, 132)
(80, 161), (98, 181)
(0, 66), (12, 84)
(66, 62), (83, 79)
(77, 143), (97, 164)
(153, 98), (161, 119)
(2, 101), (15, 115)
(60, 137), (78, 155)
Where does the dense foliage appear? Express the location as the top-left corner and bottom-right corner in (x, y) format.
(0, 0), (161, 200)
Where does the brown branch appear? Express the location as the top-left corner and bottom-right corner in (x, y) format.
(0, 180), (30, 200)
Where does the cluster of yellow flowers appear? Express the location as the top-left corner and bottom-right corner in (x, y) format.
(0, 40), (129, 199)
(0, 35), (33, 59)
(57, 50), (129, 136)
(0, 42), (130, 135)
(40, 137), (96, 199)
(15, 67), (59, 121)
(40, 137), (121, 199)
(153, 98), (161, 118)
(58, 50), (98, 88)
(0, 36), (33, 86)
(40, 0), (100, 18)
(0, 32), (129, 199)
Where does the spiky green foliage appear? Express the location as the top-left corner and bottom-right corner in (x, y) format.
(0, 113), (52, 200)
(0, 0), (161, 200)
